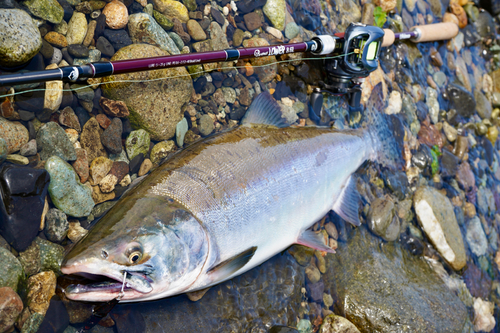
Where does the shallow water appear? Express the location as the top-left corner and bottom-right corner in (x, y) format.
(0, 0), (500, 331)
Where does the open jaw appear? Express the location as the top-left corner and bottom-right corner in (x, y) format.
(62, 267), (154, 302)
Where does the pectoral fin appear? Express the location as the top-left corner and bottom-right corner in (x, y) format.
(207, 246), (257, 281)
(332, 176), (361, 226)
(186, 287), (211, 301)
(296, 229), (335, 253)
(241, 92), (288, 128)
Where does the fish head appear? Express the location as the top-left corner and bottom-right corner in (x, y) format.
(61, 194), (209, 302)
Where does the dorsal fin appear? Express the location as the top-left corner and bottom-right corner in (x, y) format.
(207, 246), (257, 281)
(332, 176), (361, 226)
(241, 92), (288, 128)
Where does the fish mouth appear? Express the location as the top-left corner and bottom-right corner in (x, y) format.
(61, 264), (154, 302)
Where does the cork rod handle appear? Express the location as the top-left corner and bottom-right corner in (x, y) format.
(410, 22), (459, 42)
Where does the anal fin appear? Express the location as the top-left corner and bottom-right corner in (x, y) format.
(241, 92), (288, 128)
(296, 229), (335, 253)
(332, 176), (361, 226)
(207, 246), (257, 281)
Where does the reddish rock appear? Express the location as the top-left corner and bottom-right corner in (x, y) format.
(109, 161), (129, 182)
(0, 287), (23, 333)
(99, 97), (130, 117)
(0, 98), (14, 118)
(456, 162), (475, 192)
(72, 148), (89, 183)
(243, 12), (262, 31)
(417, 118), (444, 148)
(96, 114), (111, 129)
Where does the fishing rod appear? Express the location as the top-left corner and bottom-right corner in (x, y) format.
(0, 22), (458, 113)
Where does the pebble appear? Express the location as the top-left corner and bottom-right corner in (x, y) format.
(18, 241), (40, 277)
(90, 156), (113, 184)
(138, 158), (153, 176)
(67, 221), (88, 242)
(128, 13), (180, 55)
(243, 37), (277, 83)
(92, 184), (116, 204)
(153, 10), (173, 30)
(199, 114), (214, 136)
(426, 87), (439, 124)
(100, 117), (123, 155)
(150, 140), (175, 165)
(126, 129), (150, 161)
(59, 107), (81, 132)
(176, 118), (188, 148)
(81, 117), (108, 163)
(27, 271), (56, 316)
(19, 139), (36, 157)
(45, 156), (95, 217)
(187, 19), (206, 41)
(413, 186), (466, 270)
(5, 154), (29, 165)
(55, 20), (68, 35)
(443, 122), (457, 142)
(99, 173), (118, 193)
(36, 237), (65, 274)
(0, 247), (22, 290)
(474, 89), (492, 119)
(466, 216), (488, 257)
(385, 90), (402, 115)
(0, 287), (23, 333)
(473, 298), (496, 332)
(263, 0), (285, 30)
(96, 36), (115, 57)
(102, 0), (128, 29)
(66, 11), (88, 45)
(0, 165), (50, 252)
(36, 121), (77, 161)
(0, 9), (43, 67)
(305, 262), (321, 284)
(368, 195), (400, 242)
(447, 84), (476, 118)
(152, 0), (189, 22)
(319, 314), (361, 333)
(108, 161), (129, 182)
(21, 312), (44, 333)
(44, 208), (69, 242)
(243, 12), (261, 31)
(72, 148), (89, 183)
(0, 117), (29, 154)
(103, 29), (132, 50)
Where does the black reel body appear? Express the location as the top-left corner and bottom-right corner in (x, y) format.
(310, 23), (385, 122)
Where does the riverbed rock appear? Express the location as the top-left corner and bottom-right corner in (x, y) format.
(0, 165), (50, 252)
(27, 271), (56, 316)
(0, 117), (29, 154)
(263, 0), (285, 30)
(447, 83), (476, 118)
(102, 44), (193, 141)
(99, 97), (129, 117)
(101, 118), (123, 154)
(24, 0), (64, 24)
(325, 226), (467, 332)
(66, 12), (88, 45)
(45, 156), (95, 217)
(367, 195), (400, 241)
(81, 117), (108, 163)
(103, 0), (128, 29)
(90, 156), (113, 184)
(319, 314), (360, 333)
(0, 287), (23, 333)
(44, 208), (69, 243)
(0, 9), (42, 67)
(135, 251), (304, 331)
(18, 241), (40, 277)
(0, 247), (22, 291)
(153, 0), (189, 22)
(126, 129), (150, 161)
(36, 121), (77, 162)
(36, 237), (65, 274)
(128, 13), (180, 55)
(466, 216), (488, 257)
(413, 186), (466, 270)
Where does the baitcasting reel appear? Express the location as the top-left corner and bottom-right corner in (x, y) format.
(309, 23), (386, 121)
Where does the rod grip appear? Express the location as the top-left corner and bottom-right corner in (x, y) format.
(382, 29), (395, 47)
(410, 22), (459, 42)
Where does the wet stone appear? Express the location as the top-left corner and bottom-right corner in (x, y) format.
(0, 117), (29, 154)
(20, 139), (37, 157)
(59, 107), (81, 132)
(128, 13), (180, 55)
(36, 121), (77, 162)
(440, 149), (459, 178)
(45, 156), (95, 217)
(36, 237), (65, 274)
(0, 286), (23, 333)
(96, 114), (111, 129)
(67, 221), (88, 243)
(129, 153), (144, 174)
(243, 12), (261, 31)
(319, 314), (360, 333)
(96, 36), (115, 57)
(466, 216), (488, 257)
(101, 118), (123, 154)
(72, 148), (89, 183)
(22, 312), (44, 333)
(67, 44), (89, 57)
(102, 29), (132, 50)
(27, 271), (56, 316)
(81, 118), (108, 164)
(138, 158), (152, 176)
(126, 129), (150, 161)
(18, 241), (40, 277)
(0, 247), (22, 290)
(199, 114), (214, 136)
(447, 84), (476, 118)
(44, 208), (69, 243)
(367, 195), (400, 242)
(475, 89), (492, 119)
(326, 227), (467, 332)
(463, 262), (491, 299)
(0, 165), (50, 252)
(413, 186), (466, 270)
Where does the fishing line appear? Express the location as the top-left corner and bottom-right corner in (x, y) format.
(0, 53), (355, 100)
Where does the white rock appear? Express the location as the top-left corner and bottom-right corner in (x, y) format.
(266, 26), (283, 39)
(230, 0), (237, 12)
(473, 298), (495, 332)
(222, 6), (229, 15)
(443, 121), (457, 142)
(204, 3), (211, 16)
(384, 90), (402, 115)
(44, 63), (63, 111)
(425, 87), (439, 123)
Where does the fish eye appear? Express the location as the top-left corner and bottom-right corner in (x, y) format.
(128, 251), (142, 264)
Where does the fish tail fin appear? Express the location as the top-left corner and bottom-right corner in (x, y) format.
(362, 89), (403, 169)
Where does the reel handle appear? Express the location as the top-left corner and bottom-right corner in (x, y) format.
(381, 22), (459, 47)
